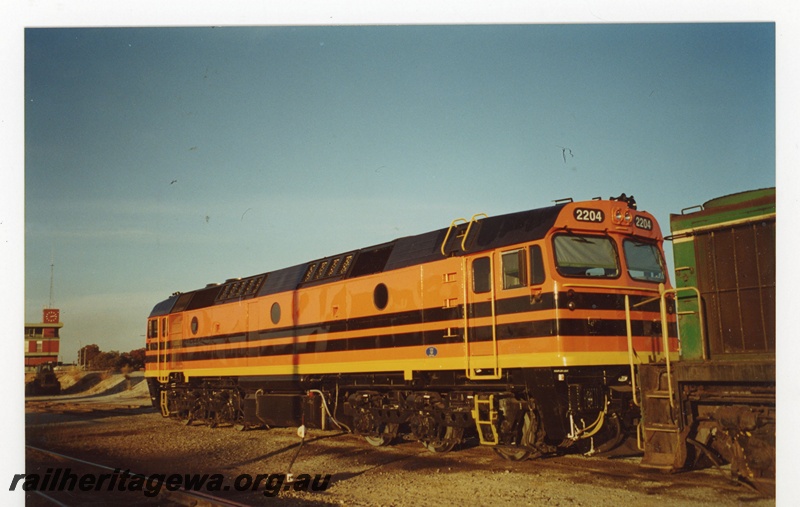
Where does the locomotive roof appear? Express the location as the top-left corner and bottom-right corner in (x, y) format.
(150, 202), (568, 316)
(669, 187), (775, 236)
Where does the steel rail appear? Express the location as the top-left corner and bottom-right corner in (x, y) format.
(25, 445), (251, 507)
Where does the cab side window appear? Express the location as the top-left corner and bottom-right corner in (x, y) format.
(501, 249), (527, 289)
(529, 245), (545, 285)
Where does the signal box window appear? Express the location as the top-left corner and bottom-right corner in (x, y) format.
(501, 249), (527, 289)
(529, 245), (545, 285)
(553, 234), (619, 278)
(473, 257), (491, 293)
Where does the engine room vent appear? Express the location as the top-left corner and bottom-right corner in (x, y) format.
(216, 274), (266, 302)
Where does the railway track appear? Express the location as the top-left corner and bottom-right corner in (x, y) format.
(415, 435), (757, 496)
(23, 445), (253, 507)
(24, 402), (774, 506)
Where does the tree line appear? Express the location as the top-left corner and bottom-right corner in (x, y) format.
(77, 345), (146, 371)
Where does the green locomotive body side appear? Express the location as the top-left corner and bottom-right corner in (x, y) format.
(669, 187), (775, 362)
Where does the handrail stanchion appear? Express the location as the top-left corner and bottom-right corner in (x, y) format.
(625, 295), (640, 407)
(659, 283), (675, 410)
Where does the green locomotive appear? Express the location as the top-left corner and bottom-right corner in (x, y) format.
(639, 188), (775, 493)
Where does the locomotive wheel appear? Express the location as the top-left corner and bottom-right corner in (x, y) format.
(179, 390), (202, 426)
(493, 411), (533, 461)
(233, 410), (252, 431)
(210, 391), (237, 428)
(364, 423), (400, 447)
(424, 426), (464, 453)
(230, 389), (248, 431)
(179, 406), (194, 426)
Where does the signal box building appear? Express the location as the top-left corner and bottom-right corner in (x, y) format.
(25, 308), (62, 368)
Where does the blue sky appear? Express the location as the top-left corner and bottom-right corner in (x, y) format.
(20, 23), (777, 360)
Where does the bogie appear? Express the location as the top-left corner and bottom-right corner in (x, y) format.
(149, 374), (634, 463)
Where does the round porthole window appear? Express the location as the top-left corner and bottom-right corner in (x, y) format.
(191, 316), (199, 335)
(271, 302), (281, 325)
(373, 283), (389, 310)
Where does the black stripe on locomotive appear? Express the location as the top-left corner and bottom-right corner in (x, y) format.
(146, 289), (676, 363)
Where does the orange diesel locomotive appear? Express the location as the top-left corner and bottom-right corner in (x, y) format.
(146, 194), (677, 459)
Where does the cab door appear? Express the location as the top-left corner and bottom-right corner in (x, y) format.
(465, 254), (500, 379)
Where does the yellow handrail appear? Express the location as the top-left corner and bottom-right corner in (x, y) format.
(441, 218), (467, 256)
(664, 285), (706, 360)
(624, 295), (640, 407)
(488, 251), (500, 377)
(462, 213), (487, 251)
(440, 213), (487, 257)
(464, 254), (502, 380)
(462, 257), (469, 368)
(562, 283), (660, 294)
(658, 283), (675, 410)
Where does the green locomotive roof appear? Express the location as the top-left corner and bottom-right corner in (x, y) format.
(703, 187), (775, 209)
(669, 187), (775, 236)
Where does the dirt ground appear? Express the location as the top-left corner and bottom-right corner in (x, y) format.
(22, 373), (777, 506)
